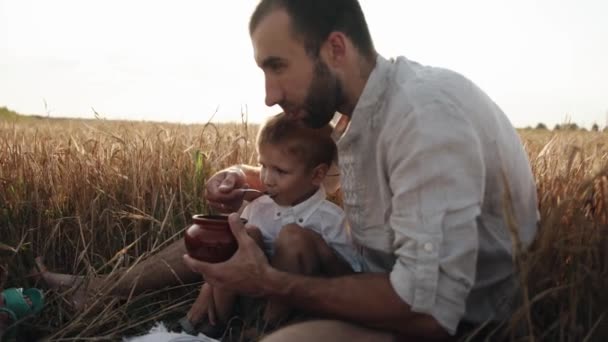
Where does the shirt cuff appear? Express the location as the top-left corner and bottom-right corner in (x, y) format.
(389, 207), (480, 335)
(390, 264), (468, 335)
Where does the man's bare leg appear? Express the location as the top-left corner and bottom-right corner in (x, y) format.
(107, 237), (201, 294)
(35, 238), (200, 309)
(261, 320), (397, 342)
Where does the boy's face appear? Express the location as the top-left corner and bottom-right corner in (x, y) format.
(258, 143), (324, 206)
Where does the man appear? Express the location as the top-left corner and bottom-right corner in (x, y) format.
(186, 0), (540, 340)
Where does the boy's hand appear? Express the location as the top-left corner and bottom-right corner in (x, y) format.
(205, 167), (248, 212)
(183, 213), (272, 297)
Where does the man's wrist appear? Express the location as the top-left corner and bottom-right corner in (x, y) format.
(227, 164), (245, 174)
(262, 265), (291, 298)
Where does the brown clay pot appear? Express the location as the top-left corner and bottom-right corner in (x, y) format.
(184, 214), (245, 263)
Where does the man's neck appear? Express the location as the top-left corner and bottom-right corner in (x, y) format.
(338, 53), (377, 117)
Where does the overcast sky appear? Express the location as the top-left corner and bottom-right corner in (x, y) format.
(1, 0), (607, 128)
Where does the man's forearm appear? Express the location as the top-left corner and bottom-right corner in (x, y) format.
(263, 269), (448, 338)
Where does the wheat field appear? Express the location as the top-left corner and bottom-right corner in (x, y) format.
(1, 114), (606, 341)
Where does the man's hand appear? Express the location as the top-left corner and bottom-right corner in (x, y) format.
(205, 167), (248, 213)
(183, 213), (272, 297)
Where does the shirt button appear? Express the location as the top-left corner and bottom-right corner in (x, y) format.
(423, 242), (434, 252)
(276, 212), (281, 217)
(298, 218), (303, 223)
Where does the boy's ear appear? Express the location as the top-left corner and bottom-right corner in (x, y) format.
(311, 164), (329, 186)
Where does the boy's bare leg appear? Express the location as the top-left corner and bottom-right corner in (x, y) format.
(35, 238), (200, 309)
(186, 282), (238, 328)
(263, 224), (352, 325)
(212, 227), (265, 323)
(211, 286), (237, 325)
(188, 227), (265, 327)
(186, 283), (214, 324)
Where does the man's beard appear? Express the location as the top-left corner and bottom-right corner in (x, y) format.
(300, 59), (344, 128)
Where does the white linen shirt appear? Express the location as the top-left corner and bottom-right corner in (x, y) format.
(335, 54), (539, 334)
(240, 186), (362, 272)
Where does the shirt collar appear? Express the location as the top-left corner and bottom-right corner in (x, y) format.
(337, 54), (393, 146)
(273, 186), (326, 224)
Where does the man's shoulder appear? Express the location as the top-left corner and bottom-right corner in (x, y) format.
(390, 55), (470, 89)
(379, 56), (483, 137)
(387, 56), (473, 112)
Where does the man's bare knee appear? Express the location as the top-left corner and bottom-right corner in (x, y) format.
(261, 320), (396, 342)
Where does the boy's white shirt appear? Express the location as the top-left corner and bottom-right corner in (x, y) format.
(240, 186), (362, 272)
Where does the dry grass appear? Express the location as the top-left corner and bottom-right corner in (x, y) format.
(1, 118), (606, 341)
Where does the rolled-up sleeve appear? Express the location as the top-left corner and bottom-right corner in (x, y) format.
(385, 102), (485, 334)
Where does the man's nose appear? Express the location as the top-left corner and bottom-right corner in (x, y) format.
(265, 76), (282, 107)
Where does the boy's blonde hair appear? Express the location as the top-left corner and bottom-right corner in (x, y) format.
(257, 112), (336, 169)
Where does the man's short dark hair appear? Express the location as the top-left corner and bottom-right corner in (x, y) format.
(249, 0), (376, 60)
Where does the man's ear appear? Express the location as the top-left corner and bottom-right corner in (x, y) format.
(321, 31), (347, 67)
(311, 163), (329, 186)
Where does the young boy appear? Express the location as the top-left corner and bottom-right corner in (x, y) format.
(181, 113), (361, 337)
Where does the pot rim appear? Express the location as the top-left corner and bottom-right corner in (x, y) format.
(192, 214), (229, 222)
(192, 214), (247, 224)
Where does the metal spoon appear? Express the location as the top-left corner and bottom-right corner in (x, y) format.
(238, 188), (270, 201)
(238, 188), (267, 196)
